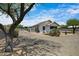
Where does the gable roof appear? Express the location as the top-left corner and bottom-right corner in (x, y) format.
(29, 20), (59, 27)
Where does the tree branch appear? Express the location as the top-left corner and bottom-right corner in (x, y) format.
(22, 3), (35, 19)
(9, 3), (35, 34)
(0, 23), (6, 34)
(0, 5), (16, 23)
(9, 13), (16, 22)
(14, 9), (19, 19)
(8, 3), (16, 22)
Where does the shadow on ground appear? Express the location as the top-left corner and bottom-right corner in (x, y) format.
(12, 36), (62, 56)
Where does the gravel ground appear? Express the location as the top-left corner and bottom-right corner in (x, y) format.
(0, 30), (79, 56)
(18, 30), (79, 56)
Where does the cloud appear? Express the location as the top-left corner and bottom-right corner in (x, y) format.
(21, 8), (73, 26)
(21, 8), (60, 26)
(57, 21), (66, 25)
(1, 4), (79, 26)
(67, 9), (79, 14)
(21, 16), (55, 26)
(0, 14), (13, 25)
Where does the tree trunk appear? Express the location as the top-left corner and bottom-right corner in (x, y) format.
(72, 26), (76, 34)
(0, 24), (13, 52)
(0, 3), (35, 52)
(4, 33), (13, 52)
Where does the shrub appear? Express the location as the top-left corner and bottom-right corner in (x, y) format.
(48, 28), (60, 37)
(4, 26), (19, 38)
(13, 29), (19, 38)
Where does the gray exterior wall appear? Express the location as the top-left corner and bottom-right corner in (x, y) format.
(38, 22), (51, 33)
(29, 20), (59, 33)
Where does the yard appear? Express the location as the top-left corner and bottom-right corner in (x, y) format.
(0, 29), (79, 56)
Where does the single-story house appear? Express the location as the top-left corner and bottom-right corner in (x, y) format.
(29, 20), (59, 33)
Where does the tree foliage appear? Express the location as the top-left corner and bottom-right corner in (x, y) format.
(60, 25), (68, 29)
(67, 19), (79, 26)
(67, 19), (79, 34)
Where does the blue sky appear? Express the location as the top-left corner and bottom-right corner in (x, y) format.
(0, 3), (79, 26)
(21, 3), (79, 26)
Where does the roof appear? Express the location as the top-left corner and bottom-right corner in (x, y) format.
(29, 20), (59, 28)
(49, 22), (59, 26)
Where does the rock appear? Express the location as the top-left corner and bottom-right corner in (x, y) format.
(5, 46), (12, 52)
(4, 52), (12, 56)
(16, 49), (22, 55)
(16, 49), (27, 56)
(22, 51), (27, 56)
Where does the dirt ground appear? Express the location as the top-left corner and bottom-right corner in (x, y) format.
(18, 30), (79, 56)
(0, 30), (79, 56)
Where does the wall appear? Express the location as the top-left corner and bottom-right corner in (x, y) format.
(38, 21), (51, 33)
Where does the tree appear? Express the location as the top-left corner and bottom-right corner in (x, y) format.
(17, 25), (23, 28)
(60, 25), (68, 29)
(67, 19), (79, 34)
(0, 3), (35, 52)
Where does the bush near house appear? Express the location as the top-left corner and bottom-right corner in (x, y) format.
(24, 27), (30, 31)
(48, 28), (60, 37)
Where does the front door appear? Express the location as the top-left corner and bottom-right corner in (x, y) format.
(43, 26), (45, 33)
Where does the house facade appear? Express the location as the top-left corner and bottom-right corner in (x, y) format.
(29, 20), (59, 33)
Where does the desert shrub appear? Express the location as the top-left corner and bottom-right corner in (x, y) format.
(48, 28), (60, 37)
(4, 25), (19, 38)
(13, 29), (19, 38)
